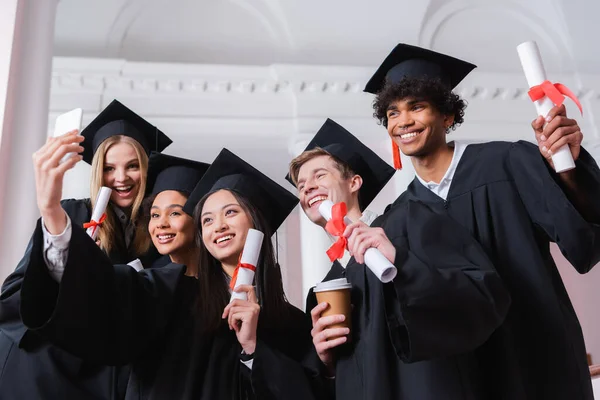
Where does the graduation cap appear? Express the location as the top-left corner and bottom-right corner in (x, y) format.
(364, 43), (477, 95)
(285, 118), (395, 211)
(364, 43), (476, 170)
(184, 149), (299, 234)
(81, 100), (173, 164)
(146, 152), (210, 201)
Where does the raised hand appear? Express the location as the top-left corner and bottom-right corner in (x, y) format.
(343, 221), (396, 265)
(222, 285), (260, 354)
(531, 104), (583, 170)
(32, 130), (83, 233)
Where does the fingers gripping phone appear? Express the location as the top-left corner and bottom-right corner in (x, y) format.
(52, 108), (83, 163)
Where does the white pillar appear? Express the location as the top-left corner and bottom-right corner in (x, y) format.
(394, 153), (416, 196)
(0, 0), (59, 281)
(299, 210), (333, 307)
(378, 138), (416, 197)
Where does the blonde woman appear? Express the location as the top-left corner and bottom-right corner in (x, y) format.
(0, 100), (172, 399)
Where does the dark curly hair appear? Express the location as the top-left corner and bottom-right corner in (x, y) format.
(373, 77), (467, 131)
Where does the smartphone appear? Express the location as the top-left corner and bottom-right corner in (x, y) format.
(53, 108), (83, 163)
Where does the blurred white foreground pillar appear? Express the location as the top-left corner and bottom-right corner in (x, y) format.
(0, 0), (59, 281)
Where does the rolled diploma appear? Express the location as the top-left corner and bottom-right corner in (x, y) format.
(86, 187), (112, 240)
(318, 200), (397, 283)
(517, 41), (575, 173)
(230, 228), (264, 302)
(127, 259), (144, 272)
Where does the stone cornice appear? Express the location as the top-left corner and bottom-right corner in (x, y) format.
(48, 57), (600, 160)
(51, 57), (600, 99)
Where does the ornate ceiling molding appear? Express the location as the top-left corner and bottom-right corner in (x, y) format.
(50, 64), (600, 100)
(48, 56), (600, 152)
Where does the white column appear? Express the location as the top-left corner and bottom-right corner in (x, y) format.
(299, 210), (334, 307)
(378, 138), (416, 197)
(0, 0), (59, 281)
(394, 155), (416, 196)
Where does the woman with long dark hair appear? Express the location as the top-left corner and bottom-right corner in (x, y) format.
(17, 148), (322, 399)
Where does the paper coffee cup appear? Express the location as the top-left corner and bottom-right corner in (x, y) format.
(314, 278), (352, 336)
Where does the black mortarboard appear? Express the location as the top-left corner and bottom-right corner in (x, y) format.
(363, 43), (477, 94)
(285, 119), (395, 211)
(184, 149), (298, 234)
(146, 152), (210, 201)
(81, 100), (173, 164)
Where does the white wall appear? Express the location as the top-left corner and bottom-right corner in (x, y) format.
(45, 56), (600, 361)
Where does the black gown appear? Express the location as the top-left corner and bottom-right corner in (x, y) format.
(0, 199), (166, 400)
(18, 220), (323, 400)
(306, 199), (511, 400)
(389, 141), (600, 399)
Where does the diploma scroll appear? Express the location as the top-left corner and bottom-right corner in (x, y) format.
(318, 200), (397, 283)
(517, 41), (576, 173)
(86, 187), (112, 240)
(230, 228), (264, 302)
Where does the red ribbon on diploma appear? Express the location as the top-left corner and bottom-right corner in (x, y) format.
(83, 213), (107, 230)
(230, 258), (257, 290)
(325, 202), (348, 262)
(528, 80), (583, 115)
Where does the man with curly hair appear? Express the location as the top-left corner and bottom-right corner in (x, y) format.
(362, 43), (600, 399)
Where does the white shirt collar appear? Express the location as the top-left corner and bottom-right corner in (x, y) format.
(415, 141), (468, 200)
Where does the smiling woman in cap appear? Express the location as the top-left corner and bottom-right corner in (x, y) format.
(81, 99), (173, 262)
(0, 99), (172, 399)
(142, 152), (209, 273)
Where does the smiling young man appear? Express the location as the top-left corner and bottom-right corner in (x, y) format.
(287, 119), (510, 400)
(364, 43), (600, 400)
(288, 119), (394, 277)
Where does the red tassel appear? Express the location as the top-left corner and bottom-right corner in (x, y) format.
(392, 141), (402, 170)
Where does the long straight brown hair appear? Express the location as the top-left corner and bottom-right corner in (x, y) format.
(89, 135), (150, 256)
(193, 189), (288, 333)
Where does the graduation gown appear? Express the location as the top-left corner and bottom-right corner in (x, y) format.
(0, 198), (165, 400)
(306, 200), (511, 400)
(19, 220), (322, 400)
(390, 141), (600, 399)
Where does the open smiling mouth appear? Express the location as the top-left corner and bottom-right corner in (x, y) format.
(156, 234), (175, 244)
(394, 129), (424, 143)
(308, 195), (327, 208)
(215, 234), (235, 245)
(114, 185), (134, 197)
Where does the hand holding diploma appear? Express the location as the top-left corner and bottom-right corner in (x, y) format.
(319, 200), (397, 283)
(517, 41), (584, 173)
(344, 222), (397, 268)
(33, 130), (84, 234)
(222, 284), (260, 355)
(531, 104), (584, 172)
